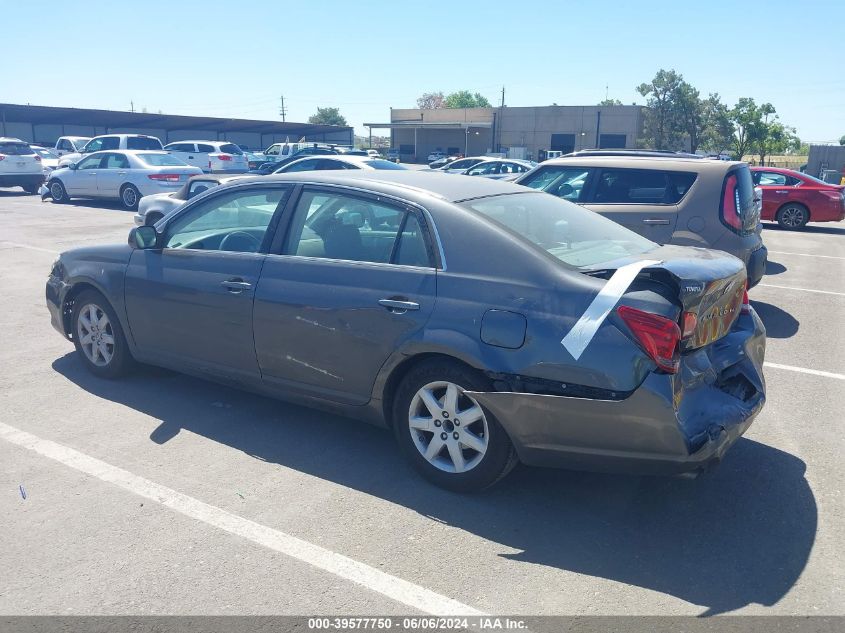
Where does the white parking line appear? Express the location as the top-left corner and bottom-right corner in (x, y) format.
(757, 284), (845, 297)
(768, 250), (845, 260)
(764, 362), (845, 381)
(0, 421), (485, 616)
(0, 241), (59, 255)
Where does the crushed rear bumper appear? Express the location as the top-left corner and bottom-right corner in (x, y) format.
(468, 308), (766, 476)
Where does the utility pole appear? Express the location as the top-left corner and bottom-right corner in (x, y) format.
(500, 86), (505, 109)
(279, 95), (287, 122)
(130, 101), (134, 113)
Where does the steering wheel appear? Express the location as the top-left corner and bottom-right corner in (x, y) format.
(219, 231), (261, 252)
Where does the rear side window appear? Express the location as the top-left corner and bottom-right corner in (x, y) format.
(593, 168), (696, 204)
(0, 142), (35, 155)
(127, 137), (163, 150)
(197, 144), (215, 153)
(166, 143), (194, 152)
(219, 143), (242, 155)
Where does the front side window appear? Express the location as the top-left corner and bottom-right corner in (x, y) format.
(284, 189), (430, 266)
(461, 192), (656, 268)
(58, 139), (72, 151)
(126, 137), (163, 150)
(265, 144), (281, 156)
(83, 138), (104, 152)
(467, 162), (500, 176)
(519, 166), (592, 202)
(76, 155), (102, 170)
(165, 187), (288, 252)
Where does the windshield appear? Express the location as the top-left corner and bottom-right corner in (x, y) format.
(33, 147), (59, 159)
(219, 143), (243, 155)
(0, 142), (35, 155)
(138, 153), (186, 166)
(460, 192), (657, 268)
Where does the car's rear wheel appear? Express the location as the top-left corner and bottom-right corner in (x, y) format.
(71, 289), (133, 378)
(120, 184), (141, 210)
(392, 359), (518, 492)
(23, 184), (40, 194)
(777, 203), (809, 229)
(49, 180), (68, 203)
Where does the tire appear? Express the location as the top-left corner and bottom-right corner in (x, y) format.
(49, 179), (68, 203)
(392, 359), (518, 492)
(120, 184), (141, 210)
(70, 289), (134, 378)
(776, 203), (809, 229)
(23, 184), (40, 194)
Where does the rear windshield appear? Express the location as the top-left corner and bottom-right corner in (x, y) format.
(460, 192), (656, 268)
(0, 142), (35, 155)
(126, 137), (163, 150)
(219, 143), (243, 155)
(33, 147), (59, 158)
(137, 153), (185, 166)
(363, 159), (406, 170)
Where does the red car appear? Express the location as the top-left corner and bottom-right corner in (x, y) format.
(751, 166), (845, 229)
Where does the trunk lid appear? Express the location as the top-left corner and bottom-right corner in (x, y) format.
(583, 244), (747, 351)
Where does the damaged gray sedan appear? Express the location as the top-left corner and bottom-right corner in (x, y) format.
(46, 171), (766, 491)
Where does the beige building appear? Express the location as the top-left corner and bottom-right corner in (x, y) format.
(366, 105), (644, 163)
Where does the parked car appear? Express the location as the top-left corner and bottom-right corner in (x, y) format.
(427, 151), (447, 163)
(54, 136), (91, 157)
(429, 155), (464, 169)
(163, 140), (248, 174)
(135, 174), (248, 226)
(750, 166), (845, 229)
(366, 149), (382, 159)
(243, 150), (267, 170)
(386, 148), (401, 163)
(434, 156), (487, 173)
(272, 155), (407, 173)
(516, 151), (767, 287)
(45, 150), (202, 209)
(335, 147), (369, 156)
(0, 137), (44, 193)
(46, 171), (766, 491)
(261, 142), (331, 164)
(250, 146), (339, 174)
(463, 159), (536, 179)
(31, 145), (61, 177)
(57, 134), (163, 167)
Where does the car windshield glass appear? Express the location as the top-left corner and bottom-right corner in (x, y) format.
(363, 159), (406, 170)
(126, 137), (163, 150)
(0, 142), (35, 155)
(460, 192), (657, 268)
(138, 153), (185, 166)
(219, 143), (243, 155)
(34, 147), (59, 158)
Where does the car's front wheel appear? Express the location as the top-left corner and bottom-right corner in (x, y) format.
(71, 290), (133, 378)
(120, 184), (141, 210)
(393, 359), (518, 492)
(49, 180), (68, 203)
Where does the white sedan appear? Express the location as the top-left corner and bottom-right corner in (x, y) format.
(44, 150), (202, 209)
(462, 158), (537, 179)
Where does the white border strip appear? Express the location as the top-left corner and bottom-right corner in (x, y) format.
(0, 241), (59, 255)
(0, 421), (484, 616)
(764, 362), (845, 381)
(561, 260), (662, 360)
(757, 283), (845, 297)
(768, 250), (845, 261)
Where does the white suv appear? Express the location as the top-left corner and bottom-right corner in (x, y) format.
(57, 134), (163, 167)
(53, 136), (91, 157)
(0, 138), (44, 193)
(163, 140), (248, 173)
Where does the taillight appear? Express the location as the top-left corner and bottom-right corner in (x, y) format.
(148, 173), (181, 182)
(681, 312), (697, 338)
(34, 155), (41, 162)
(0, 154), (5, 161)
(217, 154), (232, 161)
(741, 288), (750, 314)
(617, 305), (681, 374)
(721, 174), (742, 231)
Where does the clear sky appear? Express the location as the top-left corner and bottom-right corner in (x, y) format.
(3, 0), (843, 141)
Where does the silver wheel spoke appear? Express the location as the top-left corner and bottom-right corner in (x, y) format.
(459, 405), (484, 425)
(460, 430), (486, 454)
(409, 416), (432, 432)
(100, 333), (114, 345)
(79, 314), (92, 331)
(424, 436), (445, 460)
(443, 383), (458, 414)
(447, 441), (466, 472)
(80, 332), (93, 345)
(419, 388), (443, 418)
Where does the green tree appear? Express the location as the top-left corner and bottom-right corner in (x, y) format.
(673, 81), (704, 153)
(637, 69), (686, 150)
(700, 93), (734, 155)
(416, 92), (445, 109)
(443, 91), (491, 108)
(308, 107), (347, 126)
(730, 98), (767, 160)
(598, 98), (622, 106)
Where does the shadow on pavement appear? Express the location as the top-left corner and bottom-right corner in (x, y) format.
(763, 222), (845, 236)
(53, 353), (816, 616)
(0, 190), (37, 198)
(764, 260), (786, 275)
(751, 301), (800, 338)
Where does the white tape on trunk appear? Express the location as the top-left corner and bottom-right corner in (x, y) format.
(561, 259), (662, 360)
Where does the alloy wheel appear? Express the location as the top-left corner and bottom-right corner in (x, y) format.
(76, 303), (115, 366)
(780, 206), (806, 228)
(408, 381), (489, 473)
(122, 187), (138, 208)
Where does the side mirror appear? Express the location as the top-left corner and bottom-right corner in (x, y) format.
(68, 162), (78, 170)
(129, 226), (159, 249)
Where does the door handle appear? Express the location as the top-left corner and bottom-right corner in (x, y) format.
(188, 155), (194, 159)
(775, 190), (788, 194)
(117, 171), (127, 175)
(642, 218), (670, 225)
(221, 278), (252, 293)
(378, 298), (420, 313)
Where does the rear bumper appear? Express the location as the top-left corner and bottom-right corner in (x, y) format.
(469, 308), (766, 476)
(0, 173), (44, 187)
(746, 244), (767, 288)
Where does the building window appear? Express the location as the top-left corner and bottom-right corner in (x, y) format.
(599, 134), (627, 149)
(550, 133), (575, 154)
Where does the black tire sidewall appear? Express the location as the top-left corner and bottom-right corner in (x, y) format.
(392, 359), (516, 492)
(49, 180), (67, 203)
(71, 290), (132, 378)
(121, 184), (140, 210)
(778, 204), (808, 229)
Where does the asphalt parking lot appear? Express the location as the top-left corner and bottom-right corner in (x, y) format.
(0, 189), (843, 617)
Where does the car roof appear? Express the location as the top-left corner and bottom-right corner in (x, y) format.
(0, 137), (28, 143)
(167, 140), (230, 145)
(540, 154), (741, 171)
(240, 170), (530, 203)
